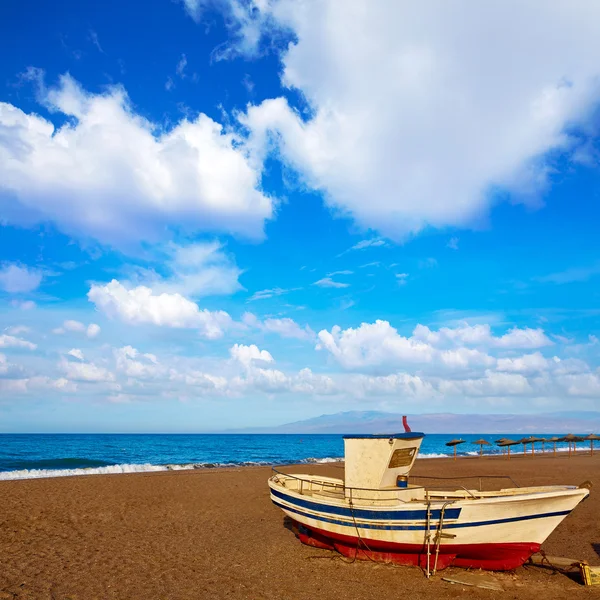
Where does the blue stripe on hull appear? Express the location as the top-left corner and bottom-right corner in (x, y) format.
(271, 496), (572, 532)
(270, 487), (461, 521)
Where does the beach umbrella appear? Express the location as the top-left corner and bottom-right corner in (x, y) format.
(583, 434), (600, 456)
(524, 436), (544, 455)
(445, 439), (465, 460)
(558, 434), (584, 457)
(538, 437), (548, 453)
(494, 438), (508, 455)
(497, 439), (519, 460)
(548, 436), (560, 456)
(518, 437), (530, 455)
(472, 439), (491, 457)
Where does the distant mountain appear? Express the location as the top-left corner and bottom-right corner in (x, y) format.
(233, 410), (600, 434)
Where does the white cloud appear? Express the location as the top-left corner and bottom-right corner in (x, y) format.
(396, 273), (409, 285)
(0, 263), (42, 293)
(248, 287), (298, 301)
(176, 54), (187, 78)
(328, 270), (353, 277)
(11, 300), (36, 310)
(4, 325), (31, 335)
(317, 321), (436, 371)
(262, 317), (314, 340)
(230, 343), (274, 368)
(0, 376), (76, 395)
(67, 348), (84, 361)
(130, 241), (242, 298)
(351, 239), (386, 251)
(242, 312), (314, 340)
(87, 323), (101, 338)
(0, 73), (272, 249)
(88, 279), (231, 339)
(60, 358), (114, 382)
(0, 334), (37, 350)
(313, 277), (350, 289)
(114, 346), (164, 379)
(238, 0), (600, 238)
(63, 320), (86, 333)
(412, 323), (552, 349)
(317, 320), (554, 373)
(53, 320), (101, 338)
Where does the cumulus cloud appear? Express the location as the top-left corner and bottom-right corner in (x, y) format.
(242, 312), (315, 340)
(230, 343), (274, 368)
(67, 348), (84, 361)
(114, 345), (164, 379)
(317, 320), (554, 372)
(0, 73), (272, 249)
(0, 376), (76, 395)
(129, 241), (243, 298)
(53, 320), (101, 338)
(413, 323), (552, 349)
(237, 0), (600, 238)
(0, 263), (42, 293)
(59, 358), (114, 382)
(0, 334), (37, 350)
(4, 325), (31, 336)
(88, 279), (231, 339)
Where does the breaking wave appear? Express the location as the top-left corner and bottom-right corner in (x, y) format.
(0, 456), (345, 481)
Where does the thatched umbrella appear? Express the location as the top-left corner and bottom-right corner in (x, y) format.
(518, 437), (530, 455)
(494, 437), (509, 455)
(497, 438), (519, 460)
(472, 438), (491, 457)
(538, 437), (548, 453)
(446, 439), (465, 460)
(524, 436), (545, 455)
(558, 433), (583, 457)
(548, 436), (560, 456)
(584, 433), (600, 456)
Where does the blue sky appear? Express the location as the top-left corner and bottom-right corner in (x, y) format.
(0, 0), (599, 432)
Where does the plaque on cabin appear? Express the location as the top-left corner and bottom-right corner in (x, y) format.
(388, 447), (416, 468)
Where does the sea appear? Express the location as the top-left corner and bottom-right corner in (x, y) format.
(0, 433), (573, 481)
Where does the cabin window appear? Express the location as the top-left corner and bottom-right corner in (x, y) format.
(388, 447), (416, 468)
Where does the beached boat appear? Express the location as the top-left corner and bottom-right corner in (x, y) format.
(268, 426), (590, 572)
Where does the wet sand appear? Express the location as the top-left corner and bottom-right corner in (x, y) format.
(0, 453), (598, 599)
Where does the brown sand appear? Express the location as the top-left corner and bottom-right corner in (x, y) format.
(0, 453), (598, 599)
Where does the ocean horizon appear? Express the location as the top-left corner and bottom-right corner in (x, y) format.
(0, 432), (581, 481)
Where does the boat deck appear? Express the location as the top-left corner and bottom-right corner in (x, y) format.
(270, 470), (577, 505)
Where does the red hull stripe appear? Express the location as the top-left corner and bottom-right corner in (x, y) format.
(272, 498), (571, 531)
(299, 523), (541, 570)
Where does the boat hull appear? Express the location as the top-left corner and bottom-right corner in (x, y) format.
(269, 480), (588, 571)
(294, 522), (540, 570)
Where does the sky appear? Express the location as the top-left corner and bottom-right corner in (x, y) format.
(0, 0), (599, 432)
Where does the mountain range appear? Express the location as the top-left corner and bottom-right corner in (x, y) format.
(233, 411), (600, 434)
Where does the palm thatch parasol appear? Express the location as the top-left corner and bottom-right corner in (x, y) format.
(558, 433), (584, 457)
(538, 437), (548, 453)
(472, 439), (491, 457)
(518, 437), (531, 455)
(584, 433), (600, 456)
(497, 438), (519, 460)
(494, 437), (508, 455)
(548, 436), (560, 456)
(445, 438), (465, 460)
(524, 436), (545, 455)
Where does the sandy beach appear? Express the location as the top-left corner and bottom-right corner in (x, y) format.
(0, 453), (598, 599)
